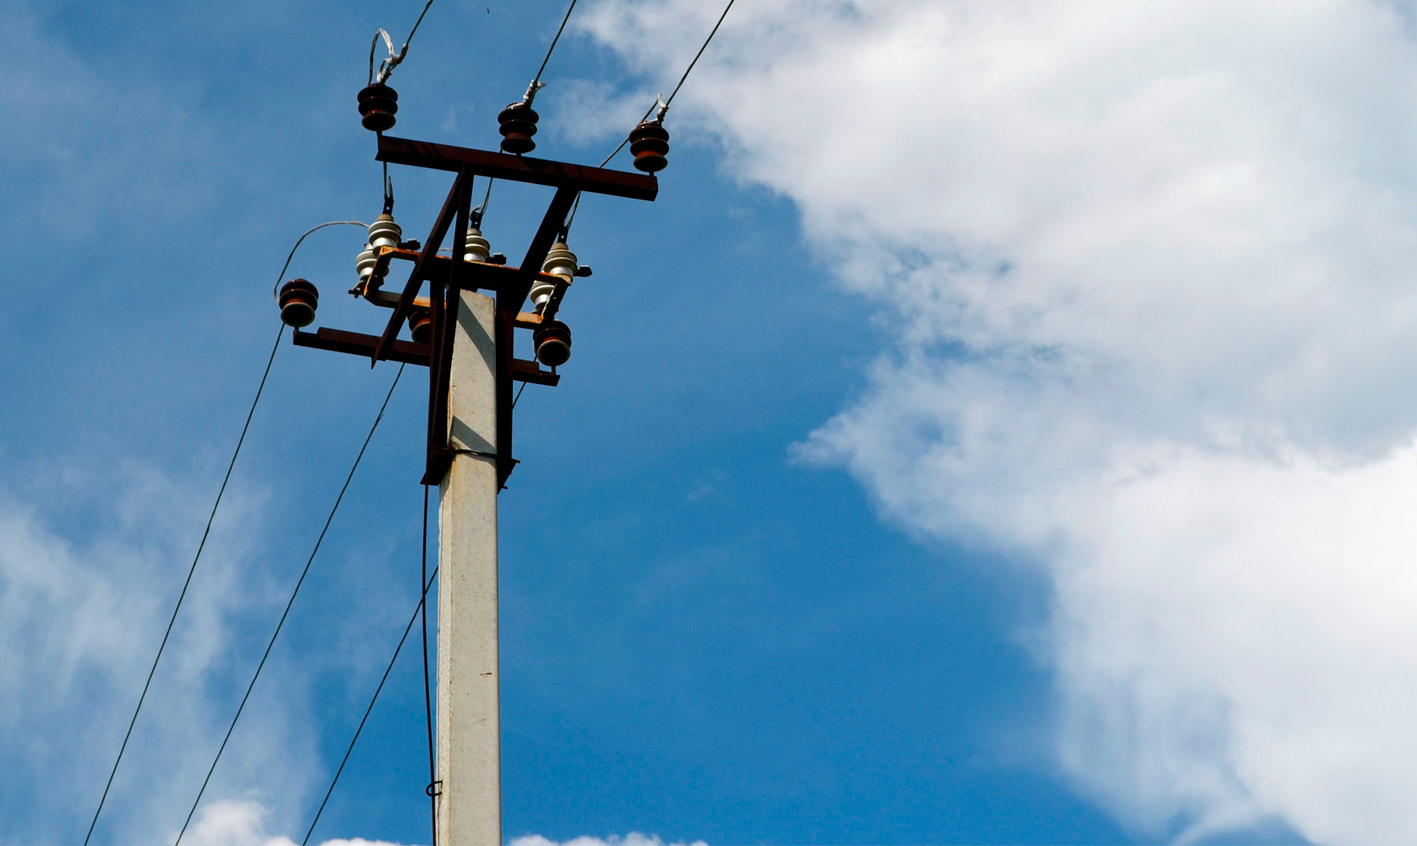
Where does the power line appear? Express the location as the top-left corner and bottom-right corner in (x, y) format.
(270, 221), (369, 301)
(530, 0), (580, 95)
(662, 0), (736, 111)
(302, 555), (440, 844)
(567, 0), (737, 235)
(83, 324), (285, 846)
(174, 363), (407, 845)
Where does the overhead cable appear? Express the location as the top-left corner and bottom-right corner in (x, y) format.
(174, 363), (408, 846)
(566, 0), (737, 235)
(82, 324), (285, 846)
(420, 484), (438, 845)
(524, 0), (580, 105)
(270, 221), (369, 300)
(302, 556), (440, 844)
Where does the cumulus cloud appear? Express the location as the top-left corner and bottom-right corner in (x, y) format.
(584, 0), (1417, 841)
(0, 459), (325, 844)
(183, 798), (409, 846)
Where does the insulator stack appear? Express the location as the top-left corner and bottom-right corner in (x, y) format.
(357, 83), (399, 132)
(356, 214), (403, 291)
(628, 121), (669, 173)
(279, 278), (319, 327)
(408, 309), (432, 344)
(464, 226), (491, 263)
(497, 102), (539, 154)
(368, 214), (402, 249)
(533, 320), (572, 366)
(532, 241), (577, 312)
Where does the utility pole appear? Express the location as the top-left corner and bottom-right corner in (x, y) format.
(278, 124), (658, 840)
(436, 288), (502, 843)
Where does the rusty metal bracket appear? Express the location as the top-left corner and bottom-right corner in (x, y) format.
(295, 135), (655, 489)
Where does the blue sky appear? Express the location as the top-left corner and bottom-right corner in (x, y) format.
(3, 1), (1122, 843)
(14, 1), (1417, 844)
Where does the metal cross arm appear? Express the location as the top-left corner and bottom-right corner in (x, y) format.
(376, 135), (659, 201)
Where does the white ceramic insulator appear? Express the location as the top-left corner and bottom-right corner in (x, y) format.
(356, 244), (378, 284)
(532, 241), (577, 310)
(368, 213), (402, 251)
(464, 226), (491, 263)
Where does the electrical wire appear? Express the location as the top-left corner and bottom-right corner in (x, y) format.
(301, 558), (440, 844)
(527, 0), (580, 102)
(174, 363), (407, 846)
(420, 484), (438, 845)
(271, 221), (369, 300)
(566, 0), (737, 236)
(662, 0), (736, 111)
(370, 0), (439, 85)
(475, 178), (494, 223)
(82, 324), (285, 846)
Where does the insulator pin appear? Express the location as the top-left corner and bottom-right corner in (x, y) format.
(357, 83), (399, 132)
(279, 278), (319, 327)
(532, 241), (577, 312)
(497, 102), (539, 155)
(628, 121), (669, 173)
(534, 320), (572, 367)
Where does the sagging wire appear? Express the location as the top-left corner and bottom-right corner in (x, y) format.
(300, 526), (440, 845)
(369, 0), (438, 85)
(82, 324), (285, 846)
(271, 221), (369, 301)
(174, 363), (408, 846)
(564, 0), (736, 238)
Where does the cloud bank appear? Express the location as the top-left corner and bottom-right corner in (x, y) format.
(584, 0), (1417, 840)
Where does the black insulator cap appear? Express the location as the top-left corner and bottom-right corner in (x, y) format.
(408, 310), (432, 345)
(497, 102), (539, 154)
(533, 320), (572, 367)
(358, 83), (399, 132)
(628, 121), (669, 173)
(279, 278), (319, 328)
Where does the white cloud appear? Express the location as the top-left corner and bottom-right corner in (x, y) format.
(0, 458), (325, 844)
(586, 0), (1417, 841)
(183, 798), (409, 846)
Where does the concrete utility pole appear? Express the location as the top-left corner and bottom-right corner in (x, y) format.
(281, 128), (656, 844)
(436, 289), (501, 843)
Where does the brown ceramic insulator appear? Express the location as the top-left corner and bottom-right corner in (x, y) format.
(533, 320), (572, 367)
(358, 83), (399, 132)
(408, 309), (432, 345)
(278, 278), (320, 328)
(497, 102), (539, 154)
(628, 121), (670, 173)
